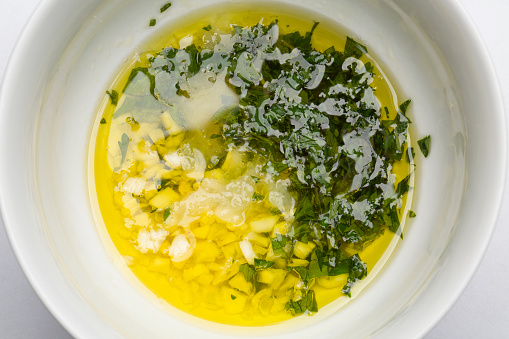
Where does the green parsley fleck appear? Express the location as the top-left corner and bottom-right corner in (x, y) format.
(160, 2), (172, 13)
(285, 290), (318, 314)
(149, 19), (157, 27)
(106, 90), (118, 105)
(269, 208), (281, 215)
(418, 135), (431, 158)
(163, 208), (171, 220)
(399, 99), (412, 116)
(252, 192), (265, 201)
(239, 263), (255, 282)
(254, 259), (275, 269)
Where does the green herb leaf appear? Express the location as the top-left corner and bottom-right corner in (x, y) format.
(341, 254), (367, 297)
(100, 118), (107, 124)
(329, 259), (350, 276)
(231, 294), (237, 300)
(254, 259), (275, 269)
(285, 290), (318, 314)
(395, 174), (412, 196)
(344, 36), (368, 59)
(307, 250), (328, 279)
(292, 266), (309, 285)
(160, 2), (172, 13)
(203, 24), (212, 31)
(149, 19), (157, 27)
(383, 106), (390, 119)
(269, 207), (281, 215)
(409, 210), (416, 218)
(106, 90), (118, 105)
(385, 205), (401, 235)
(158, 179), (170, 191)
(163, 208), (171, 220)
(399, 99), (411, 115)
(122, 67), (156, 97)
(418, 135), (431, 158)
(239, 263), (255, 282)
(294, 196), (316, 222)
(271, 234), (289, 258)
(252, 192), (265, 201)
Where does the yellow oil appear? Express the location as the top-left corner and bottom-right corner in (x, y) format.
(92, 3), (413, 326)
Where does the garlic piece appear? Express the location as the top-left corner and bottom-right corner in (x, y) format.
(167, 230), (196, 262)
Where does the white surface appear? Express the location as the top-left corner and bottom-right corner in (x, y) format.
(0, 0), (507, 338)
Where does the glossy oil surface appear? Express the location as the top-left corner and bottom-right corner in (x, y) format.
(93, 3), (413, 326)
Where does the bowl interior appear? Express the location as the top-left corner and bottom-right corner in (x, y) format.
(0, 0), (505, 338)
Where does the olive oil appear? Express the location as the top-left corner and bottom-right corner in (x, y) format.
(92, 3), (413, 326)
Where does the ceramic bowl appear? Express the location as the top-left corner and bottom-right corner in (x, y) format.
(0, 0), (505, 338)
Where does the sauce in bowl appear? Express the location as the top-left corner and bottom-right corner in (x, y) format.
(92, 3), (414, 326)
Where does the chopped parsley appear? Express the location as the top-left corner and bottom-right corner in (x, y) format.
(239, 263), (255, 283)
(160, 2), (172, 13)
(100, 118), (107, 124)
(418, 135), (431, 158)
(149, 19), (157, 27)
(163, 208), (171, 220)
(285, 290), (318, 314)
(254, 259), (275, 269)
(106, 90), (118, 105)
(271, 234), (290, 258)
(252, 192), (265, 201)
(399, 99), (412, 116)
(396, 174), (412, 196)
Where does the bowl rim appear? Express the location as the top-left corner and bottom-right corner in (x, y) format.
(0, 0), (506, 338)
(411, 0), (507, 336)
(0, 1), (87, 338)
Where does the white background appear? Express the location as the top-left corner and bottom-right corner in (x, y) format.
(0, 0), (508, 338)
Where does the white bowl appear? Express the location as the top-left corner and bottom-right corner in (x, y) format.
(0, 0), (505, 338)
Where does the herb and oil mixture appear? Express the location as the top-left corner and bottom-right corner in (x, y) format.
(93, 7), (418, 326)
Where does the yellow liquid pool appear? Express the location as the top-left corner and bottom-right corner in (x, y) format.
(91, 3), (413, 326)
